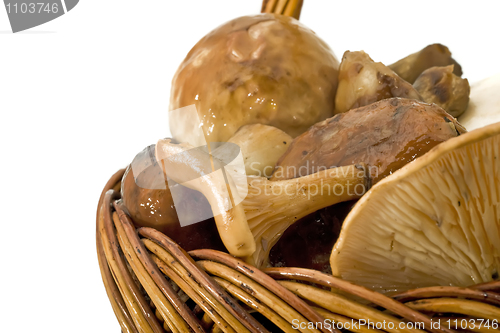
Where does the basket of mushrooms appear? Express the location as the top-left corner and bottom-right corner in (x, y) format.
(96, 1), (500, 332)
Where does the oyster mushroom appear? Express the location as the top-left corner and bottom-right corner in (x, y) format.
(413, 65), (470, 118)
(334, 51), (422, 114)
(330, 122), (500, 294)
(389, 43), (463, 84)
(170, 14), (340, 146)
(155, 139), (369, 267)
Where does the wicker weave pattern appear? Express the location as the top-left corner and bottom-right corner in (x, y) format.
(97, 170), (500, 333)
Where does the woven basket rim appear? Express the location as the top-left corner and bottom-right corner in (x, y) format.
(97, 169), (500, 333)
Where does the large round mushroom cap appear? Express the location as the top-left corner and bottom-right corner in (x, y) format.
(330, 122), (500, 294)
(170, 14), (339, 146)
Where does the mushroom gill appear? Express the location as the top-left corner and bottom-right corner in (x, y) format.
(155, 139), (369, 267)
(330, 122), (500, 294)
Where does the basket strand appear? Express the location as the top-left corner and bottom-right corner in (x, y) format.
(197, 260), (320, 333)
(112, 210), (189, 333)
(99, 191), (161, 333)
(98, 169), (500, 333)
(213, 277), (296, 333)
(393, 286), (500, 306)
(144, 240), (247, 333)
(151, 254), (234, 333)
(138, 227), (269, 333)
(114, 202), (205, 333)
(264, 267), (454, 333)
(97, 207), (138, 333)
(189, 249), (335, 333)
(96, 169), (139, 333)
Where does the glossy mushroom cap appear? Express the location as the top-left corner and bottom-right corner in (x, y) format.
(170, 14), (339, 146)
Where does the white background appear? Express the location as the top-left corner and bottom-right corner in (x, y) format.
(1, 1), (499, 332)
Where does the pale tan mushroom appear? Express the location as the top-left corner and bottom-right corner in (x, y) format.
(225, 124), (292, 178)
(330, 122), (500, 294)
(334, 51), (422, 114)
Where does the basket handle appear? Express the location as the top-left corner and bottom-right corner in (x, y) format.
(261, 0), (304, 19)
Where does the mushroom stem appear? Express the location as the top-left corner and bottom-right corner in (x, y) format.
(246, 164), (369, 267)
(261, 0), (304, 19)
(155, 139), (256, 258)
(156, 139), (370, 267)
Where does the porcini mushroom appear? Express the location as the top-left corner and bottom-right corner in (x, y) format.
(389, 43), (463, 84)
(334, 51), (422, 114)
(170, 14), (340, 146)
(120, 144), (226, 252)
(413, 65), (470, 118)
(272, 98), (466, 184)
(155, 139), (369, 267)
(330, 122), (500, 293)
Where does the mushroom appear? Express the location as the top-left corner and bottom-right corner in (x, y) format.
(330, 122), (500, 294)
(225, 124), (292, 178)
(170, 14), (340, 146)
(389, 43), (463, 84)
(155, 139), (369, 267)
(120, 144), (226, 252)
(272, 98), (466, 184)
(413, 65), (470, 118)
(459, 73), (500, 130)
(334, 51), (422, 114)
(155, 139), (256, 259)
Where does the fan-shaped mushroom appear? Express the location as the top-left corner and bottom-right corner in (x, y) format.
(330, 122), (500, 293)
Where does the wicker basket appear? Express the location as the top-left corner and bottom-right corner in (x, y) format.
(96, 2), (500, 332)
(97, 169), (500, 333)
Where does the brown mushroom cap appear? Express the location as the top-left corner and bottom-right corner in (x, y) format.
(272, 98), (466, 184)
(330, 122), (500, 294)
(389, 43), (463, 84)
(170, 14), (339, 146)
(413, 65), (470, 118)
